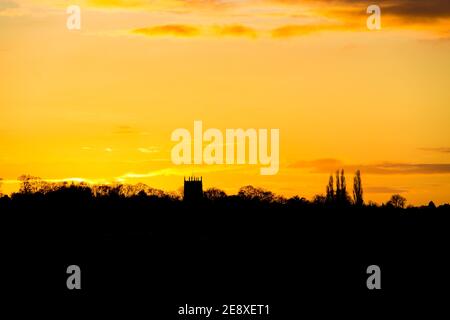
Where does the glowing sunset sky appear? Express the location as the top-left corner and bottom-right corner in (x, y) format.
(1, 0), (449, 204)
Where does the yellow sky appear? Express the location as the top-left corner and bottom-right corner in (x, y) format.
(1, 0), (450, 204)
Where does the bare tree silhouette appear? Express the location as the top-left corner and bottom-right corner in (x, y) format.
(388, 194), (407, 209)
(238, 185), (274, 202)
(18, 175), (42, 194)
(204, 188), (227, 201)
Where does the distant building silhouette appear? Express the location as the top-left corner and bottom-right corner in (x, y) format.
(184, 176), (203, 203)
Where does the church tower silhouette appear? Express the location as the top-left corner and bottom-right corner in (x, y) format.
(183, 176), (203, 203)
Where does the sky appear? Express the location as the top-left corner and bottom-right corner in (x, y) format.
(0, 0), (449, 205)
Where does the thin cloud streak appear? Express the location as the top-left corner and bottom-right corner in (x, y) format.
(289, 159), (450, 175)
(138, 147), (160, 154)
(419, 147), (450, 154)
(133, 25), (201, 37)
(132, 24), (258, 38)
(271, 23), (349, 37)
(271, 0), (450, 19)
(213, 25), (258, 38)
(87, 0), (450, 20)
(365, 186), (408, 194)
(0, 0), (18, 11)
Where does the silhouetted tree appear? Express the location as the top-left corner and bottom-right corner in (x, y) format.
(313, 194), (326, 206)
(326, 175), (334, 204)
(18, 175), (42, 194)
(274, 195), (288, 204)
(367, 200), (378, 208)
(6, 175), (446, 213)
(118, 184), (136, 197)
(335, 170), (341, 203)
(204, 188), (227, 201)
(92, 184), (113, 197)
(165, 191), (182, 201)
(287, 195), (309, 207)
(96, 183), (166, 198)
(388, 194), (407, 209)
(332, 169), (350, 206)
(352, 170), (363, 207)
(340, 169), (347, 203)
(238, 185), (274, 202)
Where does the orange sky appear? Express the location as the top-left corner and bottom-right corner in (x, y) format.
(1, 0), (450, 205)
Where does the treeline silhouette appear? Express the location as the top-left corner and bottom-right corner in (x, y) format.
(0, 171), (447, 210)
(1, 171), (449, 302)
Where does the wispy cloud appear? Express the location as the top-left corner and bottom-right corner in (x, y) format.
(133, 24), (201, 37)
(87, 0), (150, 8)
(0, 0), (18, 11)
(116, 164), (251, 181)
(86, 0), (450, 22)
(1, 177), (98, 185)
(289, 158), (343, 169)
(379, 0), (450, 19)
(117, 168), (180, 180)
(365, 186), (408, 194)
(419, 147), (450, 153)
(0, 0), (24, 16)
(132, 24), (259, 38)
(289, 158), (450, 175)
(138, 147), (160, 154)
(213, 24), (258, 38)
(270, 0), (450, 36)
(270, 0), (450, 19)
(7, 0), (447, 37)
(271, 23), (348, 37)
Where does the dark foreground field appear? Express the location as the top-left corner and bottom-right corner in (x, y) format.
(1, 192), (449, 316)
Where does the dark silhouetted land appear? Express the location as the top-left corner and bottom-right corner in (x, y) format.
(1, 176), (449, 315)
